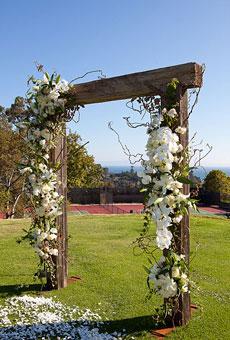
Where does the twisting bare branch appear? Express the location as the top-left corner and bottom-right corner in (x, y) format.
(108, 121), (143, 164)
(69, 70), (106, 84)
(126, 98), (146, 118)
(71, 110), (81, 124)
(184, 64), (206, 124)
(123, 116), (148, 129)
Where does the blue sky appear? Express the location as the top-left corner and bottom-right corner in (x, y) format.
(1, 0), (229, 166)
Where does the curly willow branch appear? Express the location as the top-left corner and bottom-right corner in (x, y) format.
(108, 121), (143, 164)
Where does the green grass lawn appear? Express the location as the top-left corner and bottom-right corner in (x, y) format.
(0, 214), (230, 339)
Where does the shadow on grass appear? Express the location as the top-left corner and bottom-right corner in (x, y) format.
(102, 314), (156, 336)
(0, 315), (156, 338)
(0, 283), (43, 298)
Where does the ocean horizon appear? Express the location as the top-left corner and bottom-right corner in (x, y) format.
(104, 165), (230, 180)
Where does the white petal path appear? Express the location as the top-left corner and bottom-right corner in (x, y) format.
(0, 295), (126, 339)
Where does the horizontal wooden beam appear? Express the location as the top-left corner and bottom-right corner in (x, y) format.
(68, 62), (202, 105)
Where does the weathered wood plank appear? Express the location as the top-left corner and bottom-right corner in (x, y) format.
(68, 62), (202, 105)
(174, 88), (191, 326)
(50, 132), (68, 289)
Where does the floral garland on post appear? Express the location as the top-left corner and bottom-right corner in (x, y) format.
(138, 80), (196, 319)
(18, 71), (74, 286)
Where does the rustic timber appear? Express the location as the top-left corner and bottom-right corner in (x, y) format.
(69, 62), (202, 105)
(50, 133), (68, 289)
(174, 87), (191, 326)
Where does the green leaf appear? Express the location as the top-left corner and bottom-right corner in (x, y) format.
(44, 72), (50, 81)
(154, 197), (164, 205)
(143, 265), (151, 274)
(56, 74), (61, 84)
(177, 176), (194, 185)
(140, 188), (147, 192)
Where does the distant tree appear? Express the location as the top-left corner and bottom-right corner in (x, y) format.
(203, 170), (229, 193)
(221, 176), (230, 195)
(0, 110), (27, 218)
(67, 132), (104, 189)
(1, 100), (104, 214)
(5, 96), (30, 125)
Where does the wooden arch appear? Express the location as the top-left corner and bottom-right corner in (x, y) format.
(53, 62), (203, 326)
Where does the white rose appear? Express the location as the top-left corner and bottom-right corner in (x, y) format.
(33, 187), (40, 196)
(38, 163), (47, 173)
(57, 79), (69, 93)
(181, 273), (188, 283)
(172, 266), (180, 278)
(168, 141), (179, 153)
(173, 215), (183, 224)
(47, 234), (57, 241)
(42, 183), (52, 194)
(48, 90), (59, 101)
(39, 139), (46, 147)
(20, 167), (32, 174)
(49, 248), (58, 256)
(177, 144), (184, 152)
(167, 108), (178, 118)
(160, 162), (172, 173)
(175, 126), (187, 135)
(181, 285), (188, 293)
(44, 153), (49, 160)
(50, 227), (58, 234)
(139, 173), (151, 185)
(41, 198), (50, 208)
(164, 195), (176, 207)
(29, 174), (36, 183)
(52, 192), (59, 199)
(40, 129), (51, 140)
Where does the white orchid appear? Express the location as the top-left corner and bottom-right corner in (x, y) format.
(141, 102), (193, 300)
(156, 228), (173, 250)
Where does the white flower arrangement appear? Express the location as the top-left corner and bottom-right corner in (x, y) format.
(139, 102), (195, 300)
(148, 254), (189, 299)
(18, 71), (71, 286)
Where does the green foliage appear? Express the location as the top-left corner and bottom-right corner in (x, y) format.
(203, 170), (230, 193)
(67, 132), (104, 189)
(165, 78), (179, 110)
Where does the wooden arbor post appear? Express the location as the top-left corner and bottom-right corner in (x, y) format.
(174, 86), (191, 325)
(50, 133), (68, 289)
(54, 62), (202, 326)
